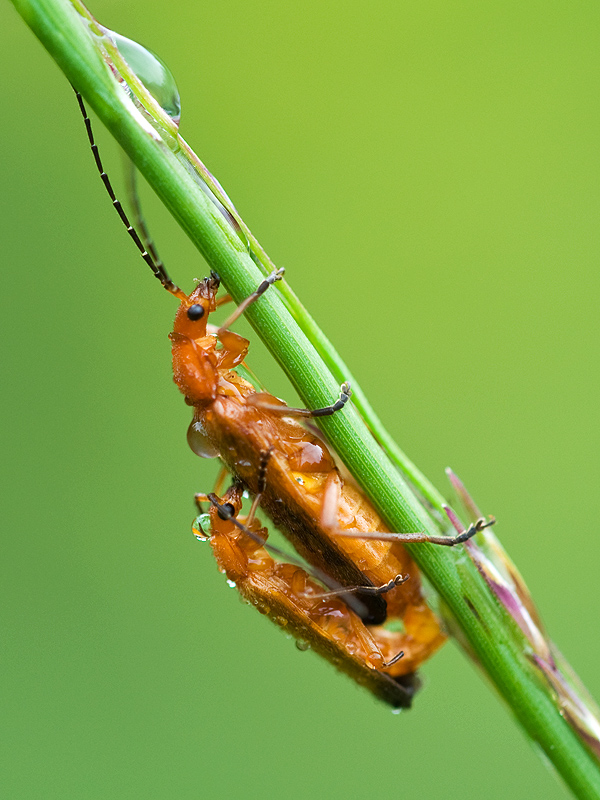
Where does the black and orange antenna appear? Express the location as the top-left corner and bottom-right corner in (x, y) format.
(74, 89), (185, 300)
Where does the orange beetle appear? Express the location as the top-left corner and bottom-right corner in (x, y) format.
(76, 91), (493, 706)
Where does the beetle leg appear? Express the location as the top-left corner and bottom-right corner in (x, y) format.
(317, 467), (494, 547)
(307, 382), (352, 417)
(194, 492), (210, 511)
(319, 471), (342, 529)
(214, 294), (233, 308)
(330, 516), (496, 546)
(248, 382), (352, 418)
(213, 464), (230, 497)
(216, 268), (285, 333)
(309, 573), (409, 600)
(383, 650), (405, 668)
(245, 448), (273, 527)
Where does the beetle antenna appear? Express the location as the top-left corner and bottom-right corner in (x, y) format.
(122, 154), (166, 280)
(73, 88), (184, 299)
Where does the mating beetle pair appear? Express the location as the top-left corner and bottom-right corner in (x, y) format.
(76, 91), (494, 708)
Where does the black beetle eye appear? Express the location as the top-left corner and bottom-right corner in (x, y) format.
(217, 502), (236, 521)
(187, 304), (205, 321)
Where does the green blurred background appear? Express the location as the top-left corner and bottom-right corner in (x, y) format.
(2, 1), (600, 797)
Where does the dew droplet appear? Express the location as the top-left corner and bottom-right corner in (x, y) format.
(391, 708), (403, 716)
(102, 28), (181, 124)
(192, 513), (212, 540)
(83, 17), (254, 256)
(226, 579), (237, 588)
(274, 616), (289, 627)
(295, 639), (311, 652)
(187, 418), (219, 459)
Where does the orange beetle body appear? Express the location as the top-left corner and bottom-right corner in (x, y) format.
(173, 277), (446, 703)
(205, 484), (423, 707)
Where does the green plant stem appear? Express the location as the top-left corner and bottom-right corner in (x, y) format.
(11, 0), (600, 795)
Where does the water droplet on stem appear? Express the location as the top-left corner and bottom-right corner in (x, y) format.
(102, 28), (181, 124)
